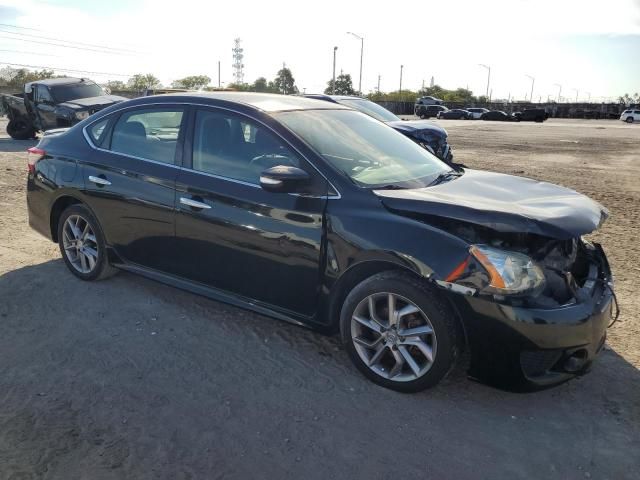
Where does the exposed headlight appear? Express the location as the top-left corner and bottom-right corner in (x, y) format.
(75, 111), (90, 120)
(445, 244), (545, 296)
(470, 245), (545, 295)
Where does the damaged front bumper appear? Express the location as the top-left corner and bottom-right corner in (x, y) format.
(445, 243), (616, 389)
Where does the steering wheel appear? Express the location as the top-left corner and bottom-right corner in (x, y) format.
(249, 153), (295, 173)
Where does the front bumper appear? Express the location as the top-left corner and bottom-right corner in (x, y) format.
(447, 243), (614, 389)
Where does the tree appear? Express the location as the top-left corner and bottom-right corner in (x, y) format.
(171, 75), (211, 90)
(127, 73), (162, 91)
(324, 73), (356, 95)
(105, 80), (126, 91)
(0, 67), (56, 88)
(273, 67), (298, 95)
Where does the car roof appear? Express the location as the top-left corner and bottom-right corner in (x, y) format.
(27, 77), (88, 87)
(302, 94), (368, 103)
(125, 92), (350, 113)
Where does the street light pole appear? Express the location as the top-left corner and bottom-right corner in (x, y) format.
(332, 46), (338, 95)
(574, 88), (579, 102)
(478, 64), (490, 98)
(525, 74), (535, 103)
(377, 75), (381, 93)
(347, 32), (364, 94)
(399, 65), (404, 96)
(586, 92), (591, 102)
(554, 83), (562, 102)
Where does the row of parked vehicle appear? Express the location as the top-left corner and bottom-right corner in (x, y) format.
(16, 76), (615, 392)
(415, 104), (549, 122)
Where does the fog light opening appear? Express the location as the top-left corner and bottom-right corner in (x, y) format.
(563, 349), (588, 373)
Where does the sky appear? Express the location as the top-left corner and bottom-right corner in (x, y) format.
(0, 0), (639, 101)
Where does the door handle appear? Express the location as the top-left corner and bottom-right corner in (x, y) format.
(180, 197), (211, 209)
(88, 175), (111, 186)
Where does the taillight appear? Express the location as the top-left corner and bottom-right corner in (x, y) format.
(27, 147), (46, 174)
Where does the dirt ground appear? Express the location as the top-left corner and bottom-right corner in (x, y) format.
(0, 117), (638, 480)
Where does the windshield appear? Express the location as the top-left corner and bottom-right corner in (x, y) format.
(50, 82), (105, 103)
(338, 99), (400, 123)
(275, 109), (450, 188)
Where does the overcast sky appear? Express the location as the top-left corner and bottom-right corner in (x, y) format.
(0, 0), (639, 101)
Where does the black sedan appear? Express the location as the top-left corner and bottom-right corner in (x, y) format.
(480, 110), (517, 121)
(303, 94), (454, 163)
(27, 93), (615, 392)
(437, 109), (471, 119)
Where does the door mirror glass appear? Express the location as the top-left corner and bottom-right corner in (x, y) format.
(260, 165), (310, 193)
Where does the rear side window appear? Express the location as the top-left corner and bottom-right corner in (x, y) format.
(87, 118), (109, 146)
(191, 109), (300, 184)
(110, 108), (184, 164)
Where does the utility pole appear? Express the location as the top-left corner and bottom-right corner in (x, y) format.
(218, 61), (221, 88)
(347, 32), (364, 94)
(399, 65), (404, 98)
(377, 74), (381, 93)
(332, 46), (338, 95)
(479, 64), (490, 98)
(586, 91), (591, 102)
(525, 74), (535, 103)
(554, 83), (562, 103)
(574, 88), (579, 102)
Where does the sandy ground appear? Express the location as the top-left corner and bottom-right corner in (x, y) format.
(0, 117), (638, 479)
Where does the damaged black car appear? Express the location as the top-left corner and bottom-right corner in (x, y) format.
(26, 93), (616, 392)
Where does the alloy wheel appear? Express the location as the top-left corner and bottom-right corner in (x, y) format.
(351, 292), (437, 382)
(62, 215), (99, 274)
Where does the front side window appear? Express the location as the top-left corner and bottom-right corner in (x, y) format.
(339, 99), (400, 123)
(276, 109), (450, 188)
(110, 108), (184, 164)
(36, 86), (54, 104)
(192, 109), (300, 184)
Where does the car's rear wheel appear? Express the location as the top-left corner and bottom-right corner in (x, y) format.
(626, 116), (634, 123)
(7, 119), (36, 140)
(340, 271), (460, 392)
(57, 204), (118, 281)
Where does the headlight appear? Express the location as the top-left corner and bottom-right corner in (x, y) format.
(75, 111), (90, 120)
(470, 245), (545, 295)
(445, 244), (545, 296)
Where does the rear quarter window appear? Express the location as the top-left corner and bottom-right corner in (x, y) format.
(87, 118), (110, 147)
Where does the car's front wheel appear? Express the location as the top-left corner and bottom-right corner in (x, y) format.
(626, 116), (634, 123)
(340, 271), (460, 392)
(7, 119), (36, 140)
(57, 204), (118, 281)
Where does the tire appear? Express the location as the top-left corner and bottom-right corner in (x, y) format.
(340, 271), (460, 393)
(57, 204), (118, 281)
(6, 119), (36, 140)
(626, 117), (634, 123)
(419, 113), (426, 119)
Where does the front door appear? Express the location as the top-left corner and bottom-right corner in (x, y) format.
(34, 85), (57, 130)
(173, 107), (328, 318)
(81, 106), (185, 272)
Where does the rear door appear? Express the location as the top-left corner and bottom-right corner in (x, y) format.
(173, 107), (329, 317)
(82, 106), (186, 272)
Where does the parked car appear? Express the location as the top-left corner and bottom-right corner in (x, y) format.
(1, 77), (126, 139)
(415, 95), (443, 106)
(512, 108), (549, 122)
(27, 92), (615, 392)
(415, 104), (448, 119)
(620, 109), (640, 123)
(437, 109), (470, 120)
(480, 110), (516, 121)
(304, 94), (454, 162)
(466, 107), (490, 119)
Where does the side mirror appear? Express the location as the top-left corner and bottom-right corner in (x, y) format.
(260, 165), (310, 193)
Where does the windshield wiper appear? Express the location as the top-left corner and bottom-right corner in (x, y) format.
(373, 184), (408, 190)
(429, 170), (463, 186)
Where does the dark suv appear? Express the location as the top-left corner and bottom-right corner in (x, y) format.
(415, 104), (448, 119)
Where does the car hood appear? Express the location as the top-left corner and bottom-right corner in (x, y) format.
(58, 95), (127, 110)
(375, 169), (608, 239)
(387, 120), (447, 139)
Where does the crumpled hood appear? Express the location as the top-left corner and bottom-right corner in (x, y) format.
(375, 169), (608, 239)
(387, 120), (447, 139)
(58, 95), (127, 110)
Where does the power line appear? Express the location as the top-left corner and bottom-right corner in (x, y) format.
(1, 62), (132, 78)
(0, 33), (138, 55)
(0, 23), (143, 54)
(0, 49), (62, 57)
